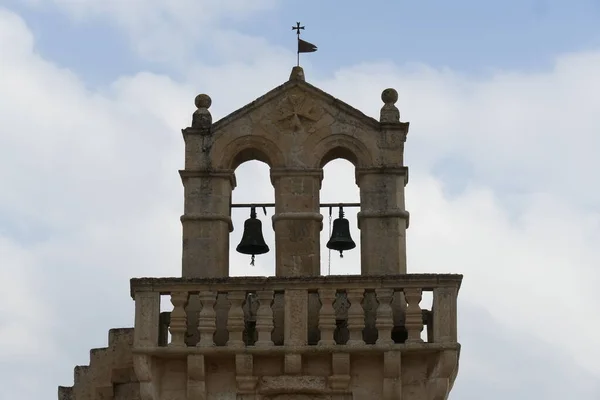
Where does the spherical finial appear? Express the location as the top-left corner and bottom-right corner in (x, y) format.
(191, 94), (213, 131)
(381, 88), (398, 105)
(194, 94), (212, 109)
(380, 88), (400, 123)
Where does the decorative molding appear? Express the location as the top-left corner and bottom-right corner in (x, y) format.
(271, 89), (325, 133)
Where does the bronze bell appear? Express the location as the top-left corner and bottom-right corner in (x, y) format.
(236, 206), (269, 265)
(326, 206), (356, 257)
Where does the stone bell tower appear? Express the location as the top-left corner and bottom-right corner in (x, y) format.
(58, 66), (462, 400)
(180, 67), (411, 278)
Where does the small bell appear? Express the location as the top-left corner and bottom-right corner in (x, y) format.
(326, 206), (356, 258)
(236, 206), (270, 265)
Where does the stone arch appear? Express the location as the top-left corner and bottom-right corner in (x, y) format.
(216, 135), (286, 170)
(311, 134), (373, 168)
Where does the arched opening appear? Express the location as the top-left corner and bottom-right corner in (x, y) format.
(320, 156), (361, 276)
(229, 159), (275, 277)
(230, 148), (271, 171)
(217, 135), (285, 170)
(319, 147), (359, 169)
(311, 134), (372, 169)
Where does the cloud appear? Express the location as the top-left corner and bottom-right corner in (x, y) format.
(316, 58), (600, 376)
(18, 0), (280, 63)
(1, 5), (599, 400)
(454, 304), (600, 399)
(320, 56), (600, 205)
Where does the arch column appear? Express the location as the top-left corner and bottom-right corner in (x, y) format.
(270, 168), (323, 277)
(356, 167), (410, 275)
(179, 169), (235, 278)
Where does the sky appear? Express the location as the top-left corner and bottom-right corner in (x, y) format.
(1, 0), (600, 399)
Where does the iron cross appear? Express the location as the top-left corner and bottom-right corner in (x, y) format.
(292, 22), (305, 36)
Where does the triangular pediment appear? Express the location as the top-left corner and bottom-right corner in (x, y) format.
(212, 74), (381, 135)
(201, 67), (408, 170)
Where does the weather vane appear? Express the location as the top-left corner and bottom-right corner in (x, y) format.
(292, 22), (317, 67)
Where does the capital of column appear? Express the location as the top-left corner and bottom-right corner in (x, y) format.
(270, 167), (323, 188)
(179, 169), (237, 189)
(272, 212), (324, 231)
(357, 209), (410, 229)
(180, 213), (234, 232)
(355, 166), (409, 186)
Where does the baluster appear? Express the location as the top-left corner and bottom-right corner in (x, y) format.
(227, 291), (246, 347)
(345, 289), (365, 346)
(375, 289), (394, 345)
(169, 292), (189, 347)
(318, 289), (337, 345)
(197, 290), (217, 347)
(255, 290), (275, 346)
(404, 288), (424, 343)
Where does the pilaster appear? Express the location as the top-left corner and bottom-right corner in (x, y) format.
(179, 170), (235, 278)
(133, 292), (160, 400)
(271, 168), (323, 276)
(356, 166), (410, 275)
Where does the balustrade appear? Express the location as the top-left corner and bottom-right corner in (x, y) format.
(131, 274), (461, 352)
(197, 291), (217, 347)
(226, 291), (246, 347)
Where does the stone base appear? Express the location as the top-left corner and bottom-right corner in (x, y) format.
(130, 346), (459, 400)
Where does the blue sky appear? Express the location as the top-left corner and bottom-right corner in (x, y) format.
(1, 1), (600, 399)
(8, 0), (600, 84)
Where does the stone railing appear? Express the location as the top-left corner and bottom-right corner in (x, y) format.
(130, 274), (461, 353)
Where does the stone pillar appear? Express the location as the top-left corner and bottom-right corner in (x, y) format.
(180, 93), (235, 278)
(179, 169), (234, 345)
(356, 87), (410, 276)
(180, 94), (234, 346)
(180, 170), (234, 278)
(270, 168), (323, 277)
(357, 167), (409, 275)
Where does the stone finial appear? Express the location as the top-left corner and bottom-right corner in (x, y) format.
(192, 93), (213, 132)
(289, 66), (306, 82)
(380, 88), (400, 123)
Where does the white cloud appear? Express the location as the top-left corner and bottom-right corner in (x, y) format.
(19, 0), (280, 63)
(0, 237), (55, 358)
(321, 56), (600, 206)
(1, 5), (600, 400)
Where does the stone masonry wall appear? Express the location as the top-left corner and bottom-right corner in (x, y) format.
(58, 328), (139, 400)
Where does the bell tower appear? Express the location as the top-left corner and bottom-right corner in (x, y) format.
(180, 67), (411, 279)
(125, 66), (463, 400)
(56, 38), (462, 399)
(58, 65), (463, 400)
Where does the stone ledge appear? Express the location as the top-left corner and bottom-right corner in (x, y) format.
(130, 274), (463, 298)
(132, 342), (460, 359)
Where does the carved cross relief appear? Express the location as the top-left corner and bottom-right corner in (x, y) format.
(272, 90), (325, 134)
(267, 89), (327, 167)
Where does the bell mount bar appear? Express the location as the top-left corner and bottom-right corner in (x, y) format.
(230, 203), (361, 208)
